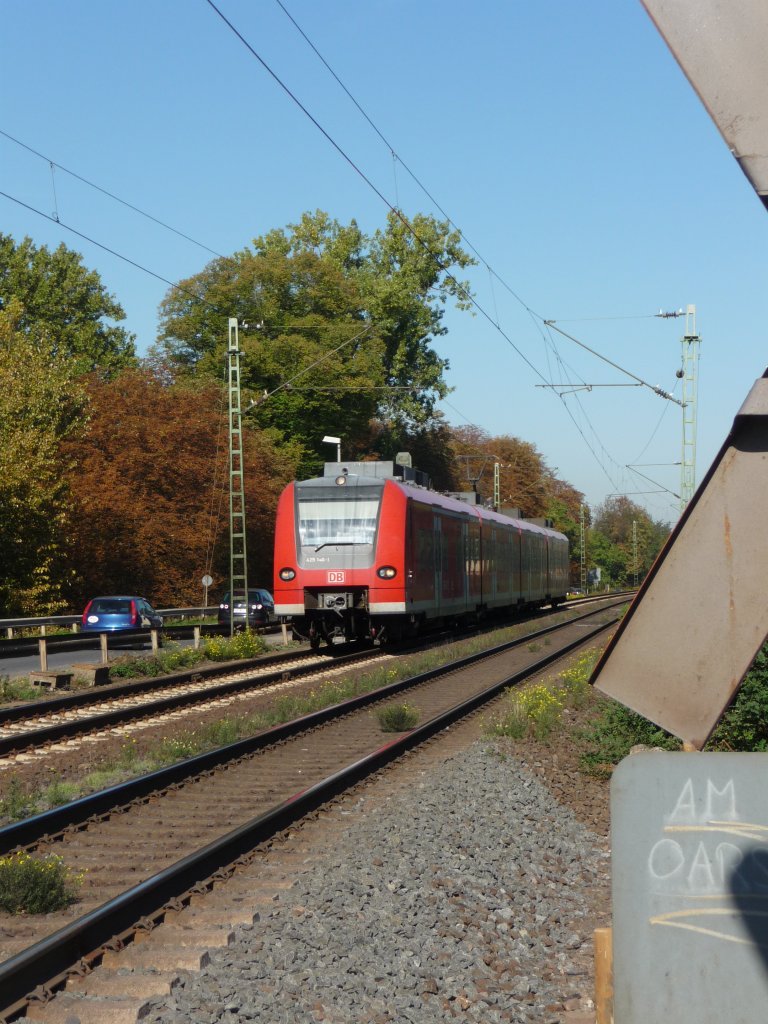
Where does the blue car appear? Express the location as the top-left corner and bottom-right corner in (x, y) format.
(81, 596), (163, 632)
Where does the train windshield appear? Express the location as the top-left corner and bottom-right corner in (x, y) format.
(297, 496), (380, 548)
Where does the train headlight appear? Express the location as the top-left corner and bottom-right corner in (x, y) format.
(335, 475), (347, 486)
(377, 566), (397, 579)
(279, 568), (296, 581)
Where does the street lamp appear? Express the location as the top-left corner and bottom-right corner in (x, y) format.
(322, 435), (341, 461)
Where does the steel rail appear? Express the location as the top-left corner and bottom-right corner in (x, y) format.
(1, 594), (627, 725)
(0, 601), (624, 852)
(0, 599), (627, 756)
(0, 648), (387, 757)
(0, 646), (318, 724)
(0, 610), (620, 1019)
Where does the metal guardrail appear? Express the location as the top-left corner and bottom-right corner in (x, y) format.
(0, 610), (220, 669)
(0, 606), (211, 635)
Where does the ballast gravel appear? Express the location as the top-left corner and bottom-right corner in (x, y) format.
(144, 743), (609, 1024)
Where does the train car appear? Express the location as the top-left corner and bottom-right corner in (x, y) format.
(273, 461), (569, 648)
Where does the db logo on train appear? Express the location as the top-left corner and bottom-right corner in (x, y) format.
(328, 571), (345, 583)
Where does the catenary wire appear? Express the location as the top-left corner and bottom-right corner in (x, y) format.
(4, 10), (678, 510)
(273, 0), (545, 322)
(273, 1), (679, 419)
(0, 188), (365, 343)
(0, 128), (225, 259)
(271, 0), (687, 509)
(203, 0), (552, 388)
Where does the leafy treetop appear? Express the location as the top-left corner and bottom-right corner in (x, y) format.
(0, 233), (136, 375)
(0, 299), (88, 613)
(155, 210), (476, 464)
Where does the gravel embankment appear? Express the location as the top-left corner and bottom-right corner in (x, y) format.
(144, 741), (610, 1024)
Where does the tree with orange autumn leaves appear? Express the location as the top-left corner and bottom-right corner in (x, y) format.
(61, 368), (301, 608)
(446, 424), (583, 523)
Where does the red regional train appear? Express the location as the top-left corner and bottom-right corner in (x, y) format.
(273, 461), (570, 648)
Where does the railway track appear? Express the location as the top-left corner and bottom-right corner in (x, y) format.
(0, 598), (624, 1021)
(0, 597), (623, 766)
(0, 646), (386, 764)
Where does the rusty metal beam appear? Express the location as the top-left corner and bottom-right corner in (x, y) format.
(641, 0), (768, 209)
(591, 370), (768, 747)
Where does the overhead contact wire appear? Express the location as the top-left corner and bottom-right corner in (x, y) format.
(0, 127), (224, 259)
(203, 0), (551, 388)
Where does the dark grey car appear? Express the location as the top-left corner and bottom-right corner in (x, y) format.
(217, 589), (276, 629)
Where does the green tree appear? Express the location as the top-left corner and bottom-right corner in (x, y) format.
(155, 210), (475, 466)
(0, 300), (87, 613)
(0, 233), (136, 374)
(590, 496), (670, 587)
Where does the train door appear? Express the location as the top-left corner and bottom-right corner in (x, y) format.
(487, 526), (497, 605)
(433, 515), (442, 616)
(408, 501), (437, 615)
(467, 519), (481, 607)
(514, 527), (523, 602)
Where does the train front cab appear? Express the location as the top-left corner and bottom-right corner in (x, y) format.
(274, 474), (409, 647)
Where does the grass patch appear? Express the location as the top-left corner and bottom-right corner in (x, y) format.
(105, 632), (267, 681)
(0, 675), (42, 705)
(108, 640), (209, 679)
(558, 648), (600, 709)
(204, 631), (267, 661)
(511, 637), (768, 778)
(575, 638), (768, 773)
(489, 683), (565, 740)
(488, 646), (602, 742)
(707, 645), (768, 751)
(578, 699), (680, 777)
(376, 702), (419, 732)
(0, 850), (83, 914)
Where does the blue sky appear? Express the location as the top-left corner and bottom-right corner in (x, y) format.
(2, 1), (766, 522)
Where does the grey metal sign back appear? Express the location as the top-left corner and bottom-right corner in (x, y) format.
(641, 0), (768, 209)
(591, 372), (768, 748)
(612, 752), (768, 1022)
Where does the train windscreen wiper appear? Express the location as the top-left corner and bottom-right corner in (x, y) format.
(314, 542), (358, 552)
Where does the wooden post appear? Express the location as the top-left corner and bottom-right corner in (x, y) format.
(281, 622), (288, 645)
(594, 927), (613, 1024)
(193, 625), (201, 650)
(151, 629), (159, 654)
(38, 638), (48, 672)
(5, 627), (13, 639)
(100, 633), (108, 664)
(71, 622), (78, 633)
(40, 623), (46, 636)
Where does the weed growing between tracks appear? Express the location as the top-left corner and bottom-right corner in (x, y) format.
(376, 702), (420, 732)
(0, 850), (84, 914)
